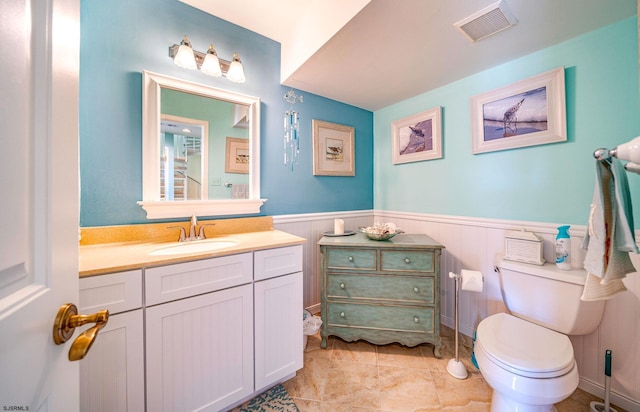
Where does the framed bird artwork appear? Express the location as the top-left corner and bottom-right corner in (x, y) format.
(312, 120), (355, 176)
(391, 106), (443, 165)
(470, 67), (566, 154)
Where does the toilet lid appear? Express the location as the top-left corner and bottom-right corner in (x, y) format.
(477, 313), (575, 378)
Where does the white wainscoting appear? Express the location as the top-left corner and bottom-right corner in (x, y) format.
(273, 210), (640, 410)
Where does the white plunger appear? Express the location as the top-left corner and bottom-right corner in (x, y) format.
(590, 350), (617, 412)
(446, 272), (468, 379)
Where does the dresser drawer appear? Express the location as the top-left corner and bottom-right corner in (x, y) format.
(327, 274), (434, 304)
(327, 303), (434, 333)
(326, 248), (376, 270)
(380, 250), (435, 273)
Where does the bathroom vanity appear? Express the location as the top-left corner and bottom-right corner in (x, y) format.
(78, 219), (304, 411)
(318, 232), (444, 357)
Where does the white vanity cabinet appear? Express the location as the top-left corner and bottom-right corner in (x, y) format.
(79, 241), (304, 412)
(254, 246), (303, 391)
(145, 253), (254, 412)
(78, 270), (145, 412)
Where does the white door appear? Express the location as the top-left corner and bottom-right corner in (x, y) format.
(0, 0), (80, 411)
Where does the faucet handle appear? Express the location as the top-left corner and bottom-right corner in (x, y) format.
(198, 224), (216, 239)
(168, 226), (187, 242)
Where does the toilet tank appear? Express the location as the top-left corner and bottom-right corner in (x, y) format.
(497, 258), (605, 335)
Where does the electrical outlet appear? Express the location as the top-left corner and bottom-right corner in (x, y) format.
(212, 177), (222, 186)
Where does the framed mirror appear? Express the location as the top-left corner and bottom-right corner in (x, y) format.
(139, 71), (265, 218)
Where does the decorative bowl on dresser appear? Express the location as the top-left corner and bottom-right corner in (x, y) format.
(318, 232), (444, 357)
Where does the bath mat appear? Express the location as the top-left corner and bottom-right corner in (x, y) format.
(229, 384), (299, 412)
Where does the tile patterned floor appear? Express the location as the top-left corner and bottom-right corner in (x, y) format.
(283, 327), (624, 411)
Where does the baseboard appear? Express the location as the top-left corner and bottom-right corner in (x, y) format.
(579, 377), (639, 411)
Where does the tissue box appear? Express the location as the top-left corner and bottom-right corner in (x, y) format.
(504, 230), (545, 265)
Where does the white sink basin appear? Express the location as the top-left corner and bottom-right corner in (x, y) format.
(149, 240), (238, 256)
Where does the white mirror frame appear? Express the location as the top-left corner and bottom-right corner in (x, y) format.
(138, 70), (266, 219)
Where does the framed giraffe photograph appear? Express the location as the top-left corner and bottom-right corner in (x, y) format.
(470, 67), (566, 154)
(312, 119), (355, 176)
(391, 106), (442, 165)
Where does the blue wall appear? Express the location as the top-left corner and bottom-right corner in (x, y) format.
(374, 17), (640, 226)
(79, 0), (373, 226)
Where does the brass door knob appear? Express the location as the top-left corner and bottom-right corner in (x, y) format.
(52, 303), (109, 361)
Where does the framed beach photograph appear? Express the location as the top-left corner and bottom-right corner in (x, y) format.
(470, 67), (566, 154)
(312, 119), (355, 176)
(391, 107), (442, 164)
(225, 137), (249, 174)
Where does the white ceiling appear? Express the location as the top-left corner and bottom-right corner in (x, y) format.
(181, 0), (637, 111)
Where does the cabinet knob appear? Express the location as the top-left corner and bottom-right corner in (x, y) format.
(340, 311), (345, 318)
(348, 256), (354, 262)
(340, 283), (346, 289)
(414, 316), (419, 323)
(404, 258), (411, 264)
(413, 287), (420, 293)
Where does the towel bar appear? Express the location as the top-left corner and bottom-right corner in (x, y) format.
(593, 136), (640, 175)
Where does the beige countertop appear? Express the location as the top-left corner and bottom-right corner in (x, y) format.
(79, 217), (306, 277)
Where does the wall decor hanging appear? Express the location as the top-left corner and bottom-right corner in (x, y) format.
(312, 120), (355, 176)
(283, 90), (303, 171)
(391, 106), (442, 164)
(470, 66), (566, 154)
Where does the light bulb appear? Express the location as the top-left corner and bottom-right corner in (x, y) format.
(201, 44), (222, 77)
(173, 35), (197, 70)
(226, 53), (246, 83)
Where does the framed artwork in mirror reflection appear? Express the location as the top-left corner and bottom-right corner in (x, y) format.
(391, 106), (442, 165)
(225, 137), (249, 174)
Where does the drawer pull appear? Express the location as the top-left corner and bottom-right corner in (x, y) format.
(348, 256), (354, 262)
(404, 258), (411, 264)
(340, 283), (346, 289)
(340, 311), (346, 318)
(413, 316), (419, 323)
(413, 287), (420, 293)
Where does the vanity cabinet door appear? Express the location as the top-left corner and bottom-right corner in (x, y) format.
(254, 271), (303, 391)
(79, 272), (144, 412)
(79, 309), (144, 412)
(145, 284), (254, 412)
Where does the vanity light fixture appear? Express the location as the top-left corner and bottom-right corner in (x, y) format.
(169, 35), (246, 83)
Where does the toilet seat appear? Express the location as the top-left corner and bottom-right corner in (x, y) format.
(477, 313), (575, 378)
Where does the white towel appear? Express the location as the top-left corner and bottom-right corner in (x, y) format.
(581, 158), (638, 301)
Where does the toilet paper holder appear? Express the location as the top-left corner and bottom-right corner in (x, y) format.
(447, 270), (484, 380)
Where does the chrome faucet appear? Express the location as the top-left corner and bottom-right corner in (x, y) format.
(169, 215), (215, 242)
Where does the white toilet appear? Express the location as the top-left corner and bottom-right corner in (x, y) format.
(474, 258), (605, 412)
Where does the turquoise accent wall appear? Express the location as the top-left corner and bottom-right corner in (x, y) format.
(374, 17), (640, 226)
(79, 0), (373, 226)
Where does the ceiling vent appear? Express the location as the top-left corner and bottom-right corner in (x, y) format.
(454, 0), (518, 42)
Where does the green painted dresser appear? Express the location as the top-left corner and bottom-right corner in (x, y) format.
(318, 232), (444, 357)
